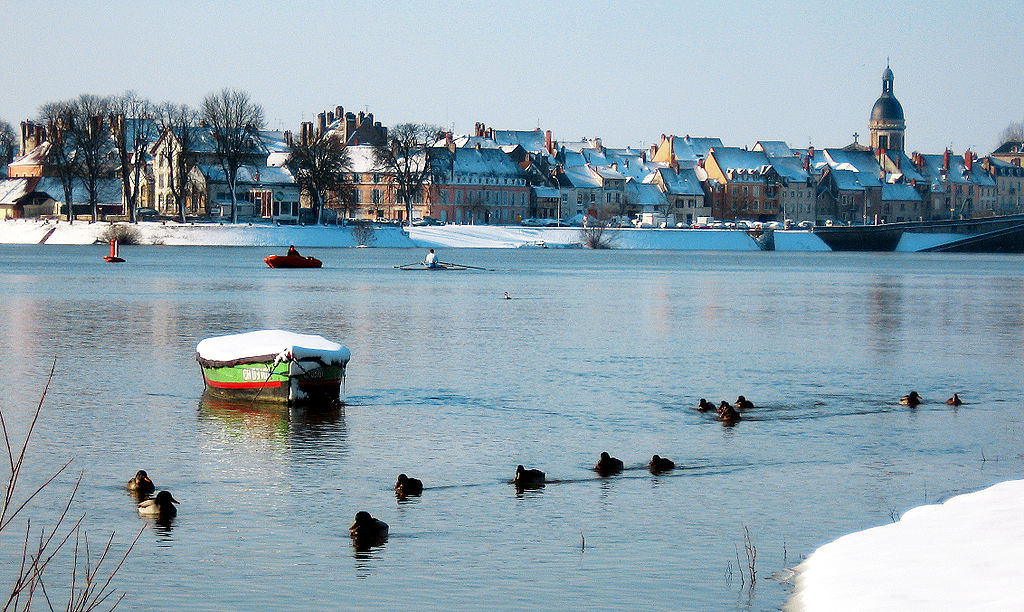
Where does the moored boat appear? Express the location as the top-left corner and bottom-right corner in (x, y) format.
(264, 254), (322, 268)
(196, 330), (350, 404)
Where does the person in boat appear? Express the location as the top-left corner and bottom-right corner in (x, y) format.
(424, 248), (438, 268)
(287, 245), (300, 257)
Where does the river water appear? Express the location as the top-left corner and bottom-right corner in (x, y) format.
(0, 245), (1022, 610)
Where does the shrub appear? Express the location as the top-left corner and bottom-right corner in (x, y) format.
(98, 224), (141, 245)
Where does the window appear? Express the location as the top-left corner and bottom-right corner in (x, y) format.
(372, 189), (381, 204)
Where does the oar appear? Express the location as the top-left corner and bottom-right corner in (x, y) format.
(439, 260), (494, 271)
(394, 262), (425, 268)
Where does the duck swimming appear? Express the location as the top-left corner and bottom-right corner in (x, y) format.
(717, 402), (741, 424)
(735, 395), (754, 410)
(137, 490), (178, 519)
(946, 393), (963, 406)
(696, 398), (715, 412)
(594, 451), (624, 476)
(126, 470), (155, 496)
(649, 455), (675, 474)
(349, 511), (388, 545)
(514, 465), (545, 488)
(395, 473), (423, 498)
(899, 391), (922, 407)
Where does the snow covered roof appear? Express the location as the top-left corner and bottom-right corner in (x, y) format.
(442, 146), (527, 179)
(0, 178), (34, 204)
(882, 151), (925, 182)
(917, 153), (997, 187)
(829, 168), (880, 191)
(770, 156), (810, 183)
(753, 140), (795, 158)
(881, 182), (922, 201)
(347, 144), (378, 173)
(492, 129), (547, 152)
(532, 185), (560, 199)
(709, 147), (771, 173)
(197, 164), (296, 186)
(561, 165), (601, 189)
(823, 148), (881, 174)
(591, 165), (626, 181)
(650, 167), (704, 196)
(258, 130), (290, 153)
(9, 141), (51, 167)
(31, 177), (123, 204)
(625, 182), (668, 208)
(668, 135), (723, 164)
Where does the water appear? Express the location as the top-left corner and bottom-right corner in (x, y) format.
(1, 245), (1023, 610)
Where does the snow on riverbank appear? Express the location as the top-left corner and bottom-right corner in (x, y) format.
(0, 218), (831, 251)
(787, 478), (1024, 611)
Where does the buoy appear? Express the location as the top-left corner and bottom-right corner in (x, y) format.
(104, 239), (125, 263)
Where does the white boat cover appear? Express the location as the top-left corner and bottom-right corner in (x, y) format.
(196, 330), (350, 367)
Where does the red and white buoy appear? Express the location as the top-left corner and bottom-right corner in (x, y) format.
(103, 239), (125, 263)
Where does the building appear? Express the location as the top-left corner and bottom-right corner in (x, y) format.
(645, 166), (708, 224)
(702, 147), (779, 221)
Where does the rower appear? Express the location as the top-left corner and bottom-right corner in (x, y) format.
(424, 249), (438, 268)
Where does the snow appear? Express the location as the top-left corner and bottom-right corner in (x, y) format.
(895, 232), (965, 252)
(0, 218), (832, 251)
(787, 478), (1024, 611)
(196, 329), (350, 365)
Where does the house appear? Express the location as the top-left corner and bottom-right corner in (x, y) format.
(428, 144), (531, 224)
(981, 156), (1024, 215)
(702, 147), (779, 221)
(910, 150), (997, 218)
(651, 134), (724, 168)
(645, 166), (709, 224)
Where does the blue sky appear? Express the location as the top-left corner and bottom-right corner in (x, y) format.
(2, 0), (1022, 154)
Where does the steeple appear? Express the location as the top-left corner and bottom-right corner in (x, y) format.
(869, 63), (906, 153)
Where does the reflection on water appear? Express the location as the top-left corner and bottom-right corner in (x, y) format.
(197, 392), (346, 451)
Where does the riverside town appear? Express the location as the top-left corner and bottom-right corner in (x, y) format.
(1, 66), (1023, 238)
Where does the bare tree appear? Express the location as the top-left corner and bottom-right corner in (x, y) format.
(287, 123), (351, 225)
(154, 103), (200, 223)
(64, 95), (115, 222)
(37, 102), (78, 223)
(109, 92), (155, 223)
(999, 121), (1024, 144)
(0, 120), (15, 166)
(373, 123), (442, 226)
(200, 89), (265, 223)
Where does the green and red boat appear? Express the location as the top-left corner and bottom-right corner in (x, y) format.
(196, 330), (351, 404)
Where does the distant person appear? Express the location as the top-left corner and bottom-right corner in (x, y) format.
(424, 248), (438, 268)
(287, 245), (300, 256)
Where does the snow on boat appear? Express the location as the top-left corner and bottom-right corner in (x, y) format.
(264, 254), (322, 268)
(196, 330), (350, 404)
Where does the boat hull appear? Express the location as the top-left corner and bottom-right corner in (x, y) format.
(200, 359), (345, 403)
(264, 254), (322, 268)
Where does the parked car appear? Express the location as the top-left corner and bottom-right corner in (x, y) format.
(412, 216), (441, 226)
(136, 207), (158, 219)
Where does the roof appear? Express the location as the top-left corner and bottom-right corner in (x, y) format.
(667, 135), (723, 164)
(992, 141), (1024, 155)
(823, 148), (882, 174)
(532, 185), (560, 199)
(625, 182), (668, 208)
(440, 146), (528, 180)
(917, 153), (996, 187)
(34, 177), (123, 204)
(770, 156), (810, 183)
(560, 165), (601, 189)
(829, 168), (880, 191)
(753, 141), (796, 158)
(881, 183), (922, 202)
(0, 178), (35, 204)
(709, 147), (771, 173)
(650, 167), (704, 196)
(197, 164), (296, 186)
(492, 129), (547, 152)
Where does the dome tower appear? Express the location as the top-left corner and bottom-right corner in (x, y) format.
(869, 64), (905, 152)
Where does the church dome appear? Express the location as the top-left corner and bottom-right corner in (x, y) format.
(871, 94), (904, 123)
(870, 65), (904, 124)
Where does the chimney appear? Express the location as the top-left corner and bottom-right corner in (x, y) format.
(317, 112), (326, 135)
(284, 130), (292, 147)
(366, 113), (373, 127)
(326, 111), (335, 125)
(803, 154), (809, 171)
(964, 150), (973, 172)
(345, 113), (356, 138)
(357, 111), (365, 127)
(895, 155), (901, 170)
(594, 137), (602, 152)
(650, 144), (657, 157)
(943, 148), (950, 171)
(545, 129), (552, 154)
(488, 128), (494, 140)
(670, 158), (679, 172)
(335, 106), (344, 120)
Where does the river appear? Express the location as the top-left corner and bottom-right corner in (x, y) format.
(0, 245), (1022, 610)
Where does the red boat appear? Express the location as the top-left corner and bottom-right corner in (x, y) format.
(264, 253), (322, 268)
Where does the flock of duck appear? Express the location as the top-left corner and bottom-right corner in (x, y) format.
(126, 390), (965, 548)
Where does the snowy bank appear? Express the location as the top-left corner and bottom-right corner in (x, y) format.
(787, 478), (1024, 611)
(0, 218), (831, 251)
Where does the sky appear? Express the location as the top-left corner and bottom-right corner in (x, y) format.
(2, 1), (1022, 155)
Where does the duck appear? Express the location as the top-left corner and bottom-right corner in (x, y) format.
(696, 398), (715, 412)
(514, 464), (545, 488)
(946, 393), (963, 406)
(717, 402), (741, 424)
(735, 395), (755, 410)
(594, 451), (624, 476)
(126, 470), (155, 496)
(137, 490), (178, 519)
(504, 292), (511, 300)
(648, 455), (675, 474)
(899, 391), (922, 407)
(394, 473), (423, 498)
(349, 511), (389, 545)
